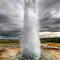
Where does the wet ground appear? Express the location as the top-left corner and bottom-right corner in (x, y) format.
(40, 49), (60, 60)
(0, 47), (20, 60)
(0, 47), (60, 60)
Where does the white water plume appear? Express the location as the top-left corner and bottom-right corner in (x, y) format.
(21, 0), (41, 60)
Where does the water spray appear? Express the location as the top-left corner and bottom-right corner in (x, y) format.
(21, 0), (41, 60)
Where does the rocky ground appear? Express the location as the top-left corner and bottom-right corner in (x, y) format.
(47, 50), (60, 60)
(40, 49), (60, 60)
(40, 43), (60, 60)
(0, 44), (60, 60)
(0, 47), (20, 60)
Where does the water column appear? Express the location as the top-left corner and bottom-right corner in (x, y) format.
(21, 0), (41, 60)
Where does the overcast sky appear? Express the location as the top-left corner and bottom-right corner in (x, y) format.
(0, 0), (24, 38)
(0, 0), (60, 38)
(1, 0), (60, 33)
(0, 0), (24, 35)
(38, 0), (60, 32)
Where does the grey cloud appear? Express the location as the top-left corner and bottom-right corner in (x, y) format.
(39, 0), (60, 32)
(38, 0), (60, 9)
(40, 15), (60, 32)
(0, 14), (9, 23)
(0, 0), (24, 35)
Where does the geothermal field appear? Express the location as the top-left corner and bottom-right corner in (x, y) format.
(0, 0), (60, 60)
(0, 40), (59, 60)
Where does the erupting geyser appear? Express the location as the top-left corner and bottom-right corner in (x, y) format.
(21, 0), (41, 60)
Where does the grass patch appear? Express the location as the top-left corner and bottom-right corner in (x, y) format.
(41, 38), (60, 43)
(0, 39), (20, 46)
